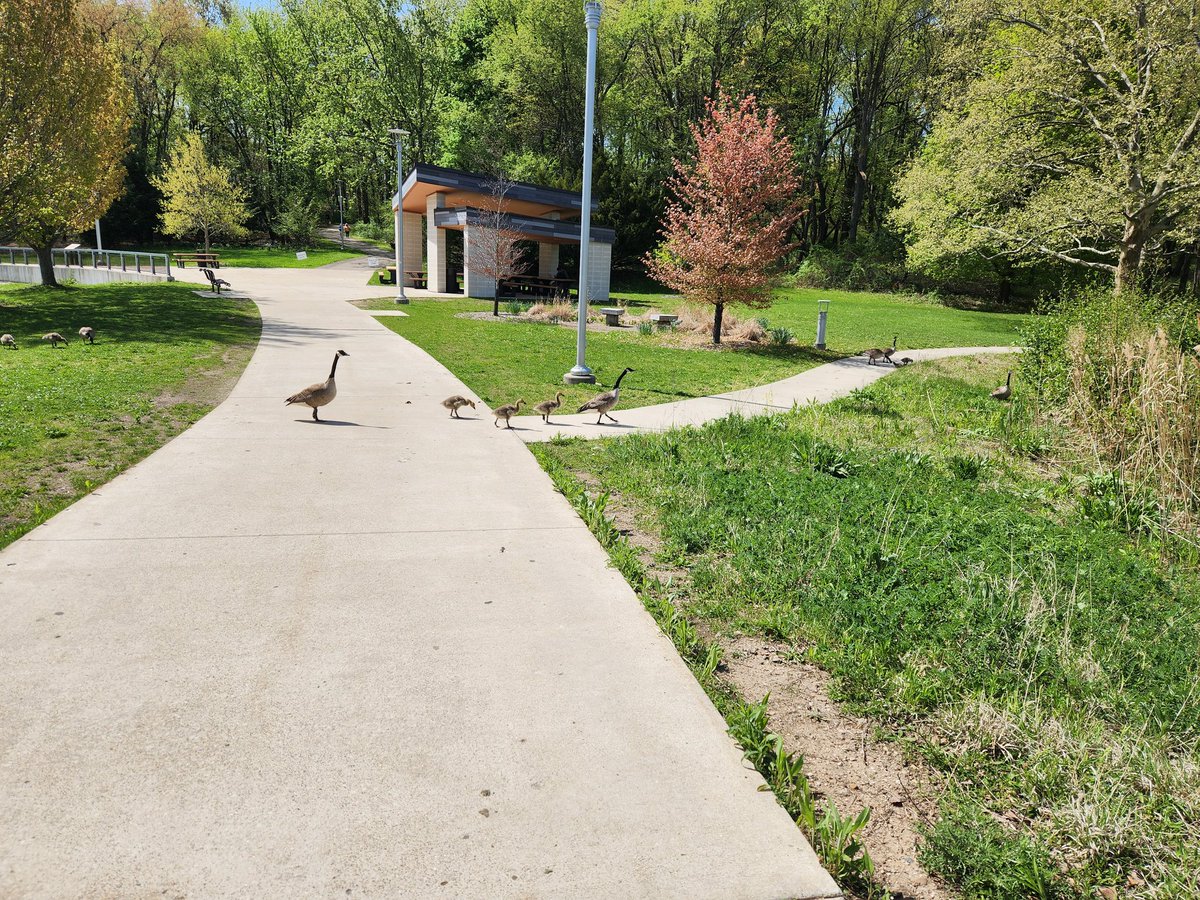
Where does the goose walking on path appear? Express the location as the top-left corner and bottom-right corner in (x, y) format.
(534, 392), (565, 424)
(43, 332), (68, 348)
(1, 334), (15, 349)
(442, 395), (476, 418)
(991, 370), (1013, 401)
(285, 350), (348, 421)
(883, 335), (899, 365)
(493, 400), (525, 428)
(578, 368), (634, 425)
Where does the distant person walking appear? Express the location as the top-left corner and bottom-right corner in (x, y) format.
(342, 222), (351, 239)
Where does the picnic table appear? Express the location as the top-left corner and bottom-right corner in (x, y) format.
(174, 252), (220, 269)
(499, 275), (573, 300)
(379, 267), (428, 289)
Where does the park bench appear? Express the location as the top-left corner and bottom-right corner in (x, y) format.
(599, 307), (626, 327)
(174, 252), (220, 269)
(201, 267), (231, 294)
(650, 313), (679, 327)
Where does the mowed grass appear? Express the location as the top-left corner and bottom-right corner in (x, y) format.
(0, 282), (260, 549)
(134, 241), (360, 269)
(533, 355), (1200, 897)
(365, 288), (1026, 413)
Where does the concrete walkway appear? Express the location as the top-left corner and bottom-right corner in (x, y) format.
(516, 346), (1019, 442)
(0, 266), (838, 899)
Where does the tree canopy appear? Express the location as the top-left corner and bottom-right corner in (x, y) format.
(1, 0), (130, 285)
(153, 131), (250, 252)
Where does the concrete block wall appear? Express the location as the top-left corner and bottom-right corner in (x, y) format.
(537, 212), (560, 277)
(402, 213), (423, 284)
(0, 264), (169, 286)
(463, 225), (497, 299)
(586, 241), (612, 303)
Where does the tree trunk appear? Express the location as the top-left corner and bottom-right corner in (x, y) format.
(1115, 214), (1150, 294)
(34, 244), (58, 288)
(203, 225), (210, 255)
(712, 301), (724, 345)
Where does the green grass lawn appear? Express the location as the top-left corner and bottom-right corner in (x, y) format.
(533, 355), (1200, 897)
(0, 282), (260, 549)
(130, 240), (361, 269)
(363, 287), (1027, 413)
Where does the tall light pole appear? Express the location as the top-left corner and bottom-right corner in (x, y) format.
(337, 179), (345, 249)
(390, 128), (410, 304)
(564, 0), (601, 385)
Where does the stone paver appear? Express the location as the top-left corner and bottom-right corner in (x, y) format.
(516, 346), (1019, 442)
(0, 266), (839, 899)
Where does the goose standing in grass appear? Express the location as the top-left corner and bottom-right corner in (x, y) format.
(493, 399), (525, 428)
(991, 370), (1013, 401)
(578, 367), (634, 425)
(1, 334), (15, 349)
(78, 326), (95, 344)
(285, 349), (348, 421)
(442, 395), (476, 418)
(42, 332), (67, 348)
(534, 391), (565, 424)
(882, 335), (899, 365)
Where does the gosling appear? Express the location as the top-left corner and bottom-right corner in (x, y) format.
(285, 349), (348, 421)
(42, 332), (68, 348)
(1, 334), (16, 350)
(442, 395), (476, 418)
(898, 356), (914, 366)
(78, 326), (95, 344)
(533, 391), (565, 424)
(493, 399), (525, 428)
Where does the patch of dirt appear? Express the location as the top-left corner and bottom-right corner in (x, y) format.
(583, 479), (956, 899)
(719, 636), (955, 900)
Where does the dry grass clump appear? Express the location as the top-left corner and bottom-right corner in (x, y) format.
(673, 306), (767, 343)
(1066, 323), (1200, 520)
(526, 301), (577, 323)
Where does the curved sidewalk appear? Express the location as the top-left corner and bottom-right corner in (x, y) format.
(515, 346), (1019, 442)
(0, 267), (837, 899)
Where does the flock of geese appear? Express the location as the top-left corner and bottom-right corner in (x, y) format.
(283, 338), (1013, 425)
(284, 353), (637, 426)
(864, 334), (1013, 400)
(1, 327), (94, 349)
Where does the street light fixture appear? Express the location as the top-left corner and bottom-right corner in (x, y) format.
(564, 0), (602, 385)
(389, 128), (410, 304)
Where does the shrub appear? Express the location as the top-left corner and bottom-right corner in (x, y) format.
(504, 298), (524, 316)
(770, 326), (793, 346)
(527, 301), (576, 323)
(274, 196), (319, 248)
(637, 321), (654, 336)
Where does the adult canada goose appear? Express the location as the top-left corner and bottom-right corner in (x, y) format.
(578, 367), (634, 424)
(1, 334), (15, 349)
(534, 391), (565, 424)
(883, 335), (899, 364)
(442, 395), (476, 418)
(991, 370), (1013, 401)
(78, 326), (95, 344)
(42, 332), (67, 348)
(285, 349), (348, 421)
(493, 399), (525, 428)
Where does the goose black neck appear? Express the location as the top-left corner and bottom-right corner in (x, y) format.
(1006, 371), (1012, 386)
(613, 369), (630, 389)
(330, 353), (341, 378)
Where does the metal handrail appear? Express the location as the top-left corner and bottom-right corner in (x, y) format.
(0, 245), (171, 279)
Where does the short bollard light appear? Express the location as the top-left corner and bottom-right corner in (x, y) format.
(815, 298), (830, 349)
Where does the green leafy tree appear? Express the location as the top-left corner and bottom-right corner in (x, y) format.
(893, 0), (1200, 294)
(153, 131), (250, 252)
(0, 0), (130, 286)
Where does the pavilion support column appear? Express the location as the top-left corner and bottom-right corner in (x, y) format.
(586, 240), (612, 302)
(402, 213), (422, 285)
(538, 212), (560, 278)
(463, 224), (497, 299)
(426, 192), (448, 293)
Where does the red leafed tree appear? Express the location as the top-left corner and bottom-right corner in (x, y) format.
(647, 91), (805, 344)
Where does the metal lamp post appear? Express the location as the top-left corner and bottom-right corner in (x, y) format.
(389, 128), (410, 304)
(564, 0), (602, 385)
(337, 179), (345, 249)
